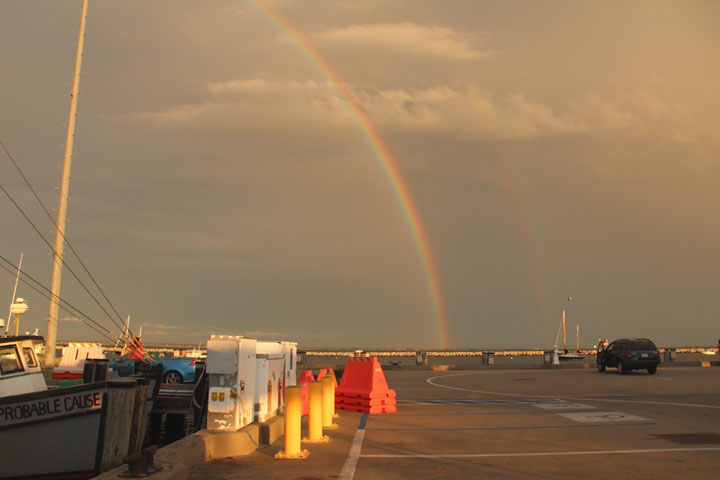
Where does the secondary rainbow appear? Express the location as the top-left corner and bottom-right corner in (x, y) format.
(247, 1), (451, 348)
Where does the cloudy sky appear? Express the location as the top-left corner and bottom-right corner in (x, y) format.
(1, 0), (718, 349)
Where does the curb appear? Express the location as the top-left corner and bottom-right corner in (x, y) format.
(93, 416), (284, 480)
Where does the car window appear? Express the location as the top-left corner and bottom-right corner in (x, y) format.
(631, 341), (656, 350)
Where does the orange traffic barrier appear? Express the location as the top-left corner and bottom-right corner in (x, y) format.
(297, 370), (314, 416)
(317, 368), (338, 388)
(299, 370), (315, 383)
(335, 357), (396, 414)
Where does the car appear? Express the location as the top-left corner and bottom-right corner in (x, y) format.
(597, 338), (660, 375)
(109, 354), (198, 384)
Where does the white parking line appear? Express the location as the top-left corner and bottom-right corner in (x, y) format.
(426, 373), (720, 409)
(361, 447), (720, 458)
(338, 413), (368, 480)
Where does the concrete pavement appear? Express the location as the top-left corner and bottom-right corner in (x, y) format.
(188, 366), (720, 479)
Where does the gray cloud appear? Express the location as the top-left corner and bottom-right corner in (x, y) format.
(312, 22), (492, 60)
(120, 79), (712, 144)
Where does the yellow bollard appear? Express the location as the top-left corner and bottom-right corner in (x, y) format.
(321, 375), (338, 429)
(303, 381), (328, 443)
(275, 386), (309, 459)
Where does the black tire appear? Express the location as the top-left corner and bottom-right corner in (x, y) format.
(597, 362), (606, 372)
(617, 361), (626, 374)
(647, 367), (657, 375)
(164, 370), (183, 384)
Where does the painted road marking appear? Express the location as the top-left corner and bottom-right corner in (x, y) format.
(391, 411), (569, 416)
(367, 423), (653, 432)
(338, 413), (368, 480)
(398, 398), (562, 406)
(426, 373), (720, 409)
(557, 411), (650, 422)
(360, 447), (720, 458)
(534, 403), (595, 410)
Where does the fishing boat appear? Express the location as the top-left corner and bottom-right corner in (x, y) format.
(0, 332), (162, 479)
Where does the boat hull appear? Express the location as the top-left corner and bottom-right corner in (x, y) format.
(0, 376), (159, 479)
(558, 354), (585, 360)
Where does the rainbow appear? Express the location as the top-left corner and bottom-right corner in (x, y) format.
(247, 1), (451, 348)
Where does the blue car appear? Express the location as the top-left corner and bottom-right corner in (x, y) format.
(109, 354), (199, 384)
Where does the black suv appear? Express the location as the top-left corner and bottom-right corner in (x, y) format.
(597, 338), (660, 374)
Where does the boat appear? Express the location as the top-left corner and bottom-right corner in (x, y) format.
(556, 309), (585, 361)
(0, 333), (162, 478)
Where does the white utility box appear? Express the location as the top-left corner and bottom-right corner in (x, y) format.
(206, 335), (257, 431)
(257, 341), (298, 390)
(254, 354), (285, 422)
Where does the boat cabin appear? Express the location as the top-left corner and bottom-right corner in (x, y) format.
(0, 335), (47, 397)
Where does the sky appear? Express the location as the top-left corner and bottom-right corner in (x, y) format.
(1, 0), (719, 349)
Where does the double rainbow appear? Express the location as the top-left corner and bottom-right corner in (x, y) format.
(247, 2), (451, 347)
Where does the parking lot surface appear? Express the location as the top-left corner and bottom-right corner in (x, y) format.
(189, 366), (720, 479)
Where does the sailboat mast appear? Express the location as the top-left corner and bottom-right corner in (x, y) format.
(576, 324), (580, 351)
(562, 310), (566, 350)
(5, 253), (23, 335)
(44, 0), (90, 369)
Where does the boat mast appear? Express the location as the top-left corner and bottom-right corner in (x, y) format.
(5, 253), (23, 335)
(44, 0), (90, 368)
(562, 310), (566, 351)
(576, 324), (579, 352)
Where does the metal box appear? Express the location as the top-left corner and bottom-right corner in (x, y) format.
(254, 355), (285, 422)
(257, 341), (298, 389)
(206, 335), (257, 431)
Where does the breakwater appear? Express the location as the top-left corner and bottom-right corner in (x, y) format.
(303, 346), (716, 357)
(57, 341), (716, 357)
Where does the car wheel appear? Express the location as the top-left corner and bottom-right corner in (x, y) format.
(617, 361), (626, 374)
(647, 367), (657, 375)
(164, 370), (183, 384)
(597, 362), (606, 372)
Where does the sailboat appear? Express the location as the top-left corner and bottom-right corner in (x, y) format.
(557, 309), (585, 360)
